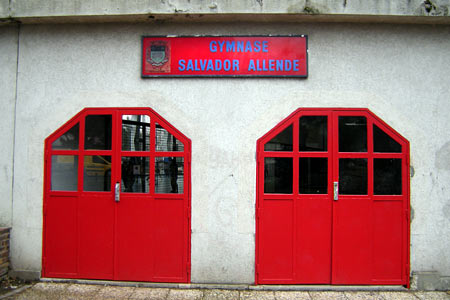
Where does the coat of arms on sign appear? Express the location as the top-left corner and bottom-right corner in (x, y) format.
(145, 40), (170, 73)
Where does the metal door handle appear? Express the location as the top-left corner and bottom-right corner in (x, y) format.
(334, 182), (339, 201)
(115, 182), (120, 202)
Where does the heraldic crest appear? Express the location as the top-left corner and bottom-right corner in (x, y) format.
(145, 40), (170, 73)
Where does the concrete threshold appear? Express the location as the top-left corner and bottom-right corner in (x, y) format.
(41, 278), (407, 291)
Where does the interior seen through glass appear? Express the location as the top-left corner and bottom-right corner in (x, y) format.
(264, 157), (293, 194)
(121, 156), (149, 193)
(374, 158), (402, 195)
(155, 157), (184, 193)
(51, 155), (78, 191)
(299, 116), (327, 151)
(156, 123), (184, 152)
(339, 158), (368, 195)
(83, 155), (111, 192)
(52, 123), (79, 150)
(373, 124), (402, 153)
(264, 125), (293, 151)
(84, 115), (112, 150)
(299, 157), (328, 194)
(339, 116), (367, 152)
(122, 115), (150, 151)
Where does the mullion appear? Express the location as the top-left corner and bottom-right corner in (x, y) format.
(153, 152), (186, 157)
(298, 152), (329, 158)
(50, 150), (78, 156)
(120, 151), (151, 157)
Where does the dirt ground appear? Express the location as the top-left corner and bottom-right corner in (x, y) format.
(0, 276), (35, 297)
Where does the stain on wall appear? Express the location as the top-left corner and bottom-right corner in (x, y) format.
(436, 141), (450, 170)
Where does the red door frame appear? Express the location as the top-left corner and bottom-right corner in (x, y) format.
(255, 108), (410, 286)
(42, 107), (191, 283)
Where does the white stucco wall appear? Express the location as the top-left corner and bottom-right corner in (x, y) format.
(0, 25), (18, 227)
(8, 22), (450, 283)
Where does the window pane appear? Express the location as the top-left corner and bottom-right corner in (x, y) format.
(84, 115), (112, 150)
(155, 157), (184, 194)
(339, 158), (367, 195)
(374, 159), (402, 195)
(264, 124), (293, 151)
(373, 124), (402, 153)
(51, 155), (78, 191)
(83, 155), (111, 191)
(264, 157), (293, 194)
(121, 157), (149, 193)
(122, 115), (150, 151)
(299, 116), (327, 151)
(339, 116), (367, 152)
(52, 123), (79, 150)
(155, 123), (184, 152)
(299, 158), (327, 194)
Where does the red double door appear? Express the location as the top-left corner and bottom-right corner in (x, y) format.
(256, 109), (410, 285)
(43, 108), (191, 283)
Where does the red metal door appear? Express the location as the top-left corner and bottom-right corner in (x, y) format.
(256, 108), (409, 286)
(43, 108), (191, 283)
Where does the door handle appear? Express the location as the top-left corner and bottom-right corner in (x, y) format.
(115, 182), (120, 202)
(334, 182), (339, 201)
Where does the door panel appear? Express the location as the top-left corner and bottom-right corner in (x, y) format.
(152, 197), (186, 280)
(332, 196), (371, 284)
(116, 195), (154, 281)
(372, 200), (403, 281)
(78, 194), (115, 279)
(259, 198), (294, 282)
(45, 195), (78, 276)
(296, 196), (331, 283)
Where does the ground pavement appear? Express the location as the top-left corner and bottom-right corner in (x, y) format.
(1, 282), (449, 300)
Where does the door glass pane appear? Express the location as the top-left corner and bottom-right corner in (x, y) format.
(155, 123), (184, 152)
(83, 155), (111, 191)
(155, 157), (184, 194)
(122, 115), (150, 151)
(121, 157), (149, 193)
(299, 158), (327, 194)
(51, 155), (78, 191)
(373, 124), (402, 153)
(339, 158), (367, 195)
(52, 123), (79, 150)
(299, 116), (327, 151)
(264, 124), (293, 151)
(339, 116), (367, 152)
(84, 115), (112, 150)
(264, 157), (293, 194)
(374, 159), (402, 195)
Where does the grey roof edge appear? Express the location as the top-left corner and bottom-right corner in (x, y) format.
(1, 13), (450, 26)
(1, 0), (449, 25)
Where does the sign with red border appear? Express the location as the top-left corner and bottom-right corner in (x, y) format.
(142, 36), (308, 78)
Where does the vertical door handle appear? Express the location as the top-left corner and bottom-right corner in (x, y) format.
(333, 182), (339, 201)
(115, 182), (120, 202)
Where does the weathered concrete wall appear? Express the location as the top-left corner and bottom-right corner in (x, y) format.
(8, 22), (450, 288)
(1, 0), (449, 24)
(0, 25), (18, 228)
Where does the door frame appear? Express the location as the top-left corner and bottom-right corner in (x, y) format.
(255, 108), (410, 286)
